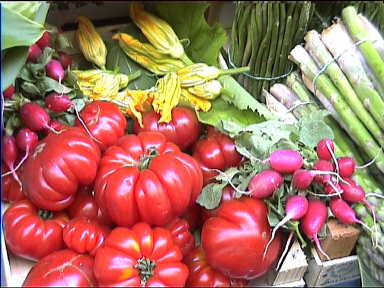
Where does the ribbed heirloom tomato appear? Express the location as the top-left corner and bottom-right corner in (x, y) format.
(75, 100), (127, 151)
(22, 249), (96, 287)
(133, 106), (201, 150)
(184, 247), (249, 287)
(193, 126), (242, 185)
(94, 222), (189, 287)
(165, 217), (195, 257)
(3, 200), (68, 261)
(21, 127), (101, 211)
(94, 131), (203, 227)
(201, 197), (282, 279)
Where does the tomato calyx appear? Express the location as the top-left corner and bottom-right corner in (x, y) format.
(135, 257), (156, 284)
(138, 147), (158, 171)
(37, 209), (53, 220)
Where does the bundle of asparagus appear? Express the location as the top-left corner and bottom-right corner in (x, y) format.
(230, 2), (314, 102)
(288, 6), (384, 177)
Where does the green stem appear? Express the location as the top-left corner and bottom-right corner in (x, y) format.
(127, 70), (142, 82)
(180, 53), (194, 66)
(219, 66), (250, 76)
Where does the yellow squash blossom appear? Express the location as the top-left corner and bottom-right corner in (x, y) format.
(187, 80), (222, 100)
(76, 16), (107, 69)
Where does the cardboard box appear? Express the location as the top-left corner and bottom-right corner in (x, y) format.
(304, 247), (360, 287)
(317, 219), (360, 261)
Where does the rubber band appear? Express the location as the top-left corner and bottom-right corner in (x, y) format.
(226, 47), (294, 81)
(312, 37), (384, 97)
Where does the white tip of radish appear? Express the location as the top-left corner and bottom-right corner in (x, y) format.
(314, 236), (330, 261)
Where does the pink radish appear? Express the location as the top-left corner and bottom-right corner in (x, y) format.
(263, 195), (309, 258)
(3, 85), (15, 99)
(316, 138), (335, 161)
(292, 169), (342, 190)
(248, 169), (284, 199)
(48, 120), (67, 131)
(45, 59), (65, 82)
(45, 92), (72, 113)
(20, 102), (56, 133)
(27, 44), (42, 63)
(58, 52), (73, 69)
(313, 159), (334, 184)
(337, 157), (356, 178)
(301, 200), (330, 260)
(324, 181), (342, 197)
(269, 150), (304, 174)
(1, 135), (21, 186)
(36, 31), (51, 49)
(330, 198), (371, 231)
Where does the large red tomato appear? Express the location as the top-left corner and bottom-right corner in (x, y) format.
(2, 164), (26, 203)
(75, 100), (127, 151)
(94, 222), (189, 287)
(184, 247), (249, 287)
(21, 127), (101, 211)
(66, 185), (113, 227)
(165, 217), (195, 257)
(201, 197), (282, 279)
(22, 249), (96, 287)
(3, 200), (68, 261)
(133, 106), (200, 150)
(63, 217), (110, 256)
(94, 132), (203, 227)
(182, 203), (203, 232)
(193, 127), (242, 185)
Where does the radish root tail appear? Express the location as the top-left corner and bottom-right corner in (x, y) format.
(263, 215), (290, 260)
(276, 232), (294, 271)
(314, 236), (330, 261)
(73, 104), (103, 145)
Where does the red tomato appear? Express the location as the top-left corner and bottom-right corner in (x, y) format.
(2, 164), (26, 203)
(193, 127), (242, 185)
(201, 197), (282, 279)
(133, 106), (201, 150)
(184, 247), (249, 287)
(94, 222), (189, 287)
(63, 217), (110, 256)
(22, 249), (96, 287)
(75, 100), (127, 151)
(201, 186), (236, 222)
(3, 200), (68, 261)
(165, 217), (195, 257)
(94, 132), (203, 227)
(66, 185), (113, 227)
(21, 127), (101, 211)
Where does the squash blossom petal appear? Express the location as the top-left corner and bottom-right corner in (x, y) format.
(129, 2), (185, 59)
(152, 72), (181, 123)
(76, 16), (107, 69)
(188, 80), (222, 100)
(72, 69), (129, 100)
(181, 89), (212, 112)
(113, 33), (186, 75)
(177, 63), (221, 87)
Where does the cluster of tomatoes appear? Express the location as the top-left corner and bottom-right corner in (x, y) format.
(2, 102), (282, 287)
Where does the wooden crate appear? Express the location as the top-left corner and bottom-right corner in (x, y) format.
(304, 247), (360, 287)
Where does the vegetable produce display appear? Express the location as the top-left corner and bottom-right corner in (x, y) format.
(1, 2), (384, 287)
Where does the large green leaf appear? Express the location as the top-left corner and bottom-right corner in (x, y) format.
(154, 2), (227, 65)
(1, 46), (28, 90)
(2, 4), (46, 50)
(197, 98), (264, 129)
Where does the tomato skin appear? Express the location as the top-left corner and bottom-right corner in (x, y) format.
(181, 203), (203, 232)
(66, 185), (113, 227)
(63, 217), (110, 256)
(21, 127), (101, 211)
(165, 218), (195, 257)
(193, 127), (242, 185)
(94, 222), (189, 287)
(2, 164), (26, 203)
(133, 106), (201, 150)
(95, 132), (203, 227)
(3, 200), (69, 261)
(184, 247), (249, 287)
(22, 249), (96, 287)
(75, 100), (127, 151)
(201, 186), (236, 222)
(201, 197), (282, 279)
